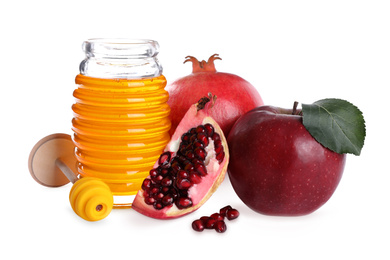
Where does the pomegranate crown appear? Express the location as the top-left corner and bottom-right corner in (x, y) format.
(184, 54), (221, 73)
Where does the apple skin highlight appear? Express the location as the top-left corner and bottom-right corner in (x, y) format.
(227, 106), (346, 216)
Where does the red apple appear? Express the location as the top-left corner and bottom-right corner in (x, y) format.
(227, 105), (346, 216)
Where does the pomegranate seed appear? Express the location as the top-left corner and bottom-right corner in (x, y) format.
(189, 172), (202, 184)
(185, 150), (195, 160)
(176, 197), (193, 209)
(150, 187), (160, 195)
(181, 133), (191, 143)
(214, 139), (222, 148)
(196, 125), (206, 134)
(226, 209), (240, 220)
(178, 170), (189, 179)
(171, 162), (181, 173)
(178, 189), (189, 198)
(190, 134), (197, 143)
(194, 147), (207, 160)
(189, 127), (197, 135)
(145, 196), (155, 205)
(161, 186), (170, 194)
(210, 213), (224, 221)
(176, 177), (192, 190)
(170, 189), (178, 199)
(204, 218), (217, 229)
(200, 216), (210, 224)
(219, 205), (232, 217)
(216, 151), (225, 163)
(214, 145), (223, 154)
(197, 133), (209, 146)
(154, 202), (163, 210)
(192, 219), (205, 232)
(177, 155), (188, 164)
(149, 169), (158, 178)
(204, 123), (214, 137)
(194, 162), (207, 176)
(192, 158), (202, 165)
(214, 221), (227, 233)
(184, 163), (195, 172)
(158, 151), (171, 165)
(211, 133), (221, 141)
(180, 143), (191, 154)
(155, 192), (164, 200)
(159, 166), (169, 175)
(152, 174), (163, 183)
(161, 176), (173, 187)
(162, 194), (173, 206)
(193, 140), (204, 148)
(142, 179), (152, 191)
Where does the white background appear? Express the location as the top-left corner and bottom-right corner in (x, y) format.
(1, 0), (389, 259)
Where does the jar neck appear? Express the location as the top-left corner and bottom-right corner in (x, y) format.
(79, 39), (163, 79)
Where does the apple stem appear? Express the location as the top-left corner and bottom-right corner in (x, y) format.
(292, 101), (299, 115)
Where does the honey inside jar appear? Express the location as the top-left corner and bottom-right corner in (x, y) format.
(72, 39), (170, 208)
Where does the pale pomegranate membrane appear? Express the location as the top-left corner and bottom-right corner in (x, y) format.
(141, 123), (225, 210)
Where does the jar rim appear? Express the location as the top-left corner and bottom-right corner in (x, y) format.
(82, 38), (160, 58)
(84, 38), (158, 45)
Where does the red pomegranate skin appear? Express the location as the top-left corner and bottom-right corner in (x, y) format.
(166, 55), (264, 137)
(227, 106), (346, 216)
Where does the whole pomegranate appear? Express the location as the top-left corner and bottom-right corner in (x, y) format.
(166, 54), (264, 136)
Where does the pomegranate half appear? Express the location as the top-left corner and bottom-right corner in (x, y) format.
(132, 93), (229, 219)
(166, 54), (264, 137)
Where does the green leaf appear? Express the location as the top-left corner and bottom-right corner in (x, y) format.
(301, 98), (366, 155)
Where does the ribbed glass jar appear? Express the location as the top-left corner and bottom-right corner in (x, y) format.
(72, 39), (171, 208)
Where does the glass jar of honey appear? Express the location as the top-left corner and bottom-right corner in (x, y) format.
(72, 39), (171, 208)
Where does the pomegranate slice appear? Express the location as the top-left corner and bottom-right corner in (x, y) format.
(132, 93), (229, 219)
